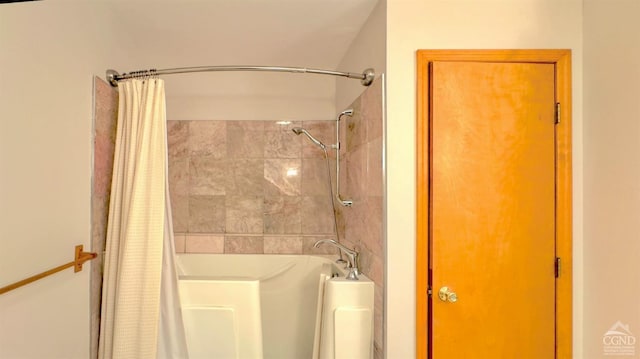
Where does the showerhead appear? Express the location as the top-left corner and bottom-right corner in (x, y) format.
(292, 127), (326, 150)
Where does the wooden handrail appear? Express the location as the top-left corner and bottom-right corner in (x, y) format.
(0, 245), (97, 295)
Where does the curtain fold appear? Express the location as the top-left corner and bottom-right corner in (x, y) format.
(98, 79), (188, 359)
(157, 170), (189, 359)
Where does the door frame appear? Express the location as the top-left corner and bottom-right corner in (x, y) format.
(416, 50), (572, 359)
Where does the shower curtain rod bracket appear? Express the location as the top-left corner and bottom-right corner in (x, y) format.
(361, 68), (375, 86)
(106, 69), (120, 87)
(105, 66), (375, 86)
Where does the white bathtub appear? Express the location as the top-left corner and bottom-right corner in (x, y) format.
(176, 254), (374, 359)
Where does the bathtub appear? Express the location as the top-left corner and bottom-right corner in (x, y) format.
(176, 254), (374, 359)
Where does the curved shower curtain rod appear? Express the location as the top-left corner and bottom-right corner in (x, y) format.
(106, 66), (375, 87)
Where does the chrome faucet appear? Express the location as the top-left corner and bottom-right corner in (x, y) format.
(314, 239), (360, 280)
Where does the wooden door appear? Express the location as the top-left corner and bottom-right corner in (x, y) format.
(431, 61), (555, 358)
(416, 50), (573, 359)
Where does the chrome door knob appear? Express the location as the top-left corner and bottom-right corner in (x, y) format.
(438, 287), (458, 303)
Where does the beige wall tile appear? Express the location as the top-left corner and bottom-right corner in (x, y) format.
(346, 143), (367, 198)
(167, 120), (189, 158)
(185, 234), (224, 253)
(225, 159), (264, 195)
(188, 195), (225, 232)
(367, 253), (384, 287)
(301, 157), (331, 196)
(264, 196), (301, 234)
(228, 120), (264, 131)
(174, 233), (186, 253)
(346, 101), (365, 151)
(189, 156), (227, 195)
(167, 120), (347, 242)
(168, 157), (189, 196)
(264, 158), (301, 196)
(92, 77), (118, 359)
(301, 196), (334, 234)
(227, 124), (265, 158)
(225, 195), (263, 233)
(224, 236), (263, 254)
(265, 123), (303, 158)
(188, 120), (226, 157)
(366, 138), (383, 197)
(345, 197), (383, 254)
(170, 193), (189, 233)
(264, 236), (303, 254)
(362, 78), (384, 141)
(335, 205), (347, 242)
(94, 133), (116, 198)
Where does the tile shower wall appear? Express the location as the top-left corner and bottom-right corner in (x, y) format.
(336, 77), (384, 358)
(167, 120), (338, 254)
(91, 77), (118, 359)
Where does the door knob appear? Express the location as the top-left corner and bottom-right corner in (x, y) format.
(438, 286), (458, 303)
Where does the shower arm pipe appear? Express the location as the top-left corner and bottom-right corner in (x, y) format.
(335, 109), (354, 207)
(106, 66), (375, 87)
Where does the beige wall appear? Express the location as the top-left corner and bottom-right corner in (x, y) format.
(165, 74), (336, 122)
(335, 0), (387, 111)
(583, 1), (640, 357)
(385, 0), (584, 357)
(0, 2), (125, 358)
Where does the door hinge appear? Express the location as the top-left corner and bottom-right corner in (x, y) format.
(555, 257), (561, 278)
(555, 102), (561, 124)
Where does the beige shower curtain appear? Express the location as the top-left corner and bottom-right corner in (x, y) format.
(99, 78), (188, 358)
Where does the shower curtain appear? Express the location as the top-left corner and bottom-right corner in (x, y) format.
(98, 78), (188, 359)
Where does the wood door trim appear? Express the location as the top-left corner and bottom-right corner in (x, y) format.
(415, 49), (572, 359)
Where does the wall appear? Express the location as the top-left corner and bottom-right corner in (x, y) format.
(166, 119), (340, 255)
(91, 77), (119, 359)
(384, 0), (583, 357)
(583, 1), (640, 357)
(166, 74), (337, 123)
(0, 2), (125, 358)
(335, 77), (385, 357)
(334, 3), (387, 357)
(335, 0), (387, 111)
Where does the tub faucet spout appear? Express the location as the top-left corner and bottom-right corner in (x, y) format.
(314, 239), (360, 280)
